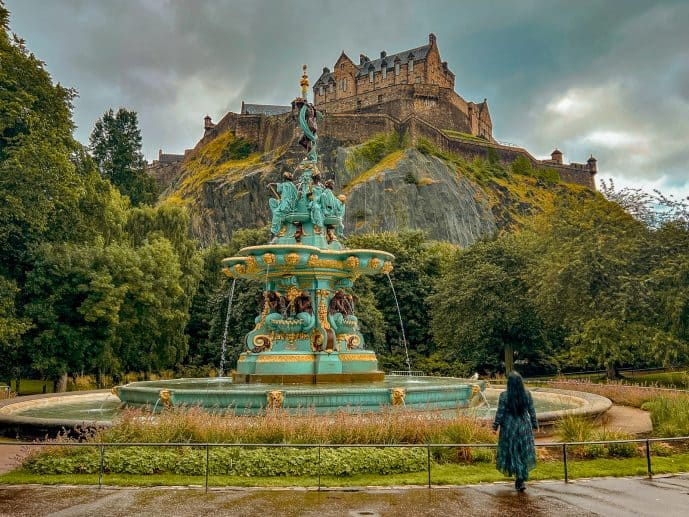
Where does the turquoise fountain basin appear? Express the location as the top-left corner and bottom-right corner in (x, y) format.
(0, 383), (611, 441)
(114, 376), (486, 415)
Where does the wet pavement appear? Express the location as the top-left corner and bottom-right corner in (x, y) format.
(1, 475), (688, 516)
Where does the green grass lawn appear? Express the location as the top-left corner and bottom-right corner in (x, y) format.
(623, 371), (689, 389)
(9, 379), (54, 395)
(3, 454), (688, 488)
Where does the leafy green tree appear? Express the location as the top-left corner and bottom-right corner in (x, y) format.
(0, 5), (83, 277)
(89, 108), (159, 206)
(0, 275), (31, 385)
(187, 228), (268, 370)
(527, 195), (654, 378)
(430, 234), (547, 375)
(347, 231), (453, 371)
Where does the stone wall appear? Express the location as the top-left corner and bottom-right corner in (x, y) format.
(167, 107), (594, 191)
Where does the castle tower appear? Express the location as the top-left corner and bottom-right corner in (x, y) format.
(551, 149), (563, 165)
(587, 155), (598, 174)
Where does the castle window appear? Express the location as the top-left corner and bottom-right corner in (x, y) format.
(340, 63), (345, 70)
(319, 86), (324, 96)
(377, 94), (383, 104)
(382, 65), (387, 80)
(356, 99), (361, 111)
(409, 60), (414, 72)
(395, 63), (400, 76)
(415, 76), (421, 83)
(340, 78), (347, 91)
(329, 83), (334, 93)
(369, 70), (374, 83)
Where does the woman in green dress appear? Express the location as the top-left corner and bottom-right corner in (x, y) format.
(492, 371), (538, 491)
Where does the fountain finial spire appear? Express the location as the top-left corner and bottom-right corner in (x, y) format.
(300, 64), (309, 100)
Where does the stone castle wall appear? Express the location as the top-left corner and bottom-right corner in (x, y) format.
(166, 109), (594, 190)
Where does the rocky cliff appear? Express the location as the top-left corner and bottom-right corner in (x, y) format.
(160, 130), (587, 247)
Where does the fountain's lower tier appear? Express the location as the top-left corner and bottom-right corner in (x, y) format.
(113, 376), (486, 415)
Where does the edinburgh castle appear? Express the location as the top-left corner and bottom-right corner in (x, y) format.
(149, 34), (597, 198)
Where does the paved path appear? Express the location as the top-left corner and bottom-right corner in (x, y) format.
(1, 475), (688, 517)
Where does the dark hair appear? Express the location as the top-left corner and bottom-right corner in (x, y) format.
(505, 371), (529, 415)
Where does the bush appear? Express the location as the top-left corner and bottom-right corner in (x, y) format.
(24, 445), (427, 477)
(642, 396), (689, 437)
(346, 132), (404, 171)
(651, 442), (674, 457)
(220, 136), (256, 162)
(558, 414), (594, 442)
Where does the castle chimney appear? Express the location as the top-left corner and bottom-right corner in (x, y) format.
(429, 33), (437, 45)
(359, 54), (368, 65)
(380, 51), (387, 59)
(587, 155), (598, 174)
(204, 115), (214, 131)
(551, 149), (563, 165)
(323, 66), (330, 74)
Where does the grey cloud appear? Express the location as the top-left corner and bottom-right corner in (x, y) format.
(5, 0), (689, 196)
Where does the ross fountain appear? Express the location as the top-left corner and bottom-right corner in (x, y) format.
(113, 66), (489, 413)
(0, 69), (612, 436)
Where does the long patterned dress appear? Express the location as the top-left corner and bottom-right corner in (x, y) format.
(492, 391), (538, 480)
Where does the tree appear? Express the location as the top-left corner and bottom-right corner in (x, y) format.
(186, 228), (268, 370)
(347, 231), (454, 371)
(430, 234), (547, 376)
(0, 275), (31, 385)
(89, 108), (158, 206)
(527, 194), (653, 378)
(0, 4), (83, 277)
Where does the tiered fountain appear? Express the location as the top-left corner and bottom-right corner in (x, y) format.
(0, 70), (612, 436)
(114, 67), (487, 414)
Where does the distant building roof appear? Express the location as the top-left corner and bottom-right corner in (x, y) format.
(241, 103), (291, 116)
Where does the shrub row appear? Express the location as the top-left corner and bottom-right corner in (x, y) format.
(24, 445), (427, 477)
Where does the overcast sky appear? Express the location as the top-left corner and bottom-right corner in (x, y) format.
(6, 0), (689, 197)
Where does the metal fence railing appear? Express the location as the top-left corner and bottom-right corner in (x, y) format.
(4, 436), (689, 491)
(388, 371), (426, 377)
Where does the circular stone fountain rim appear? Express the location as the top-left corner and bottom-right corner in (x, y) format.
(1, 385), (612, 433)
(0, 390), (115, 428)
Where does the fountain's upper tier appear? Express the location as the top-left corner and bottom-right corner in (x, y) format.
(222, 244), (394, 280)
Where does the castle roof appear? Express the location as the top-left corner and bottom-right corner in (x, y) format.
(240, 103), (291, 116)
(314, 42), (431, 86)
(357, 45), (430, 76)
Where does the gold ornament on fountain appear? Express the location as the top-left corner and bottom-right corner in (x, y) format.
(285, 252), (300, 266)
(390, 387), (406, 406)
(159, 389), (173, 408)
(382, 261), (394, 274)
(262, 253), (276, 266)
(368, 258), (381, 270)
(345, 256), (360, 269)
(267, 390), (284, 409)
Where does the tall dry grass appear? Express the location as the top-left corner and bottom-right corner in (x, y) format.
(546, 379), (689, 408)
(91, 407), (496, 445)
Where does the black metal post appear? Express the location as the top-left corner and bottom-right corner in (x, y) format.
(562, 444), (568, 483)
(318, 444), (321, 491)
(98, 444), (104, 488)
(427, 445), (431, 489)
(205, 444), (210, 492)
(646, 439), (652, 479)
